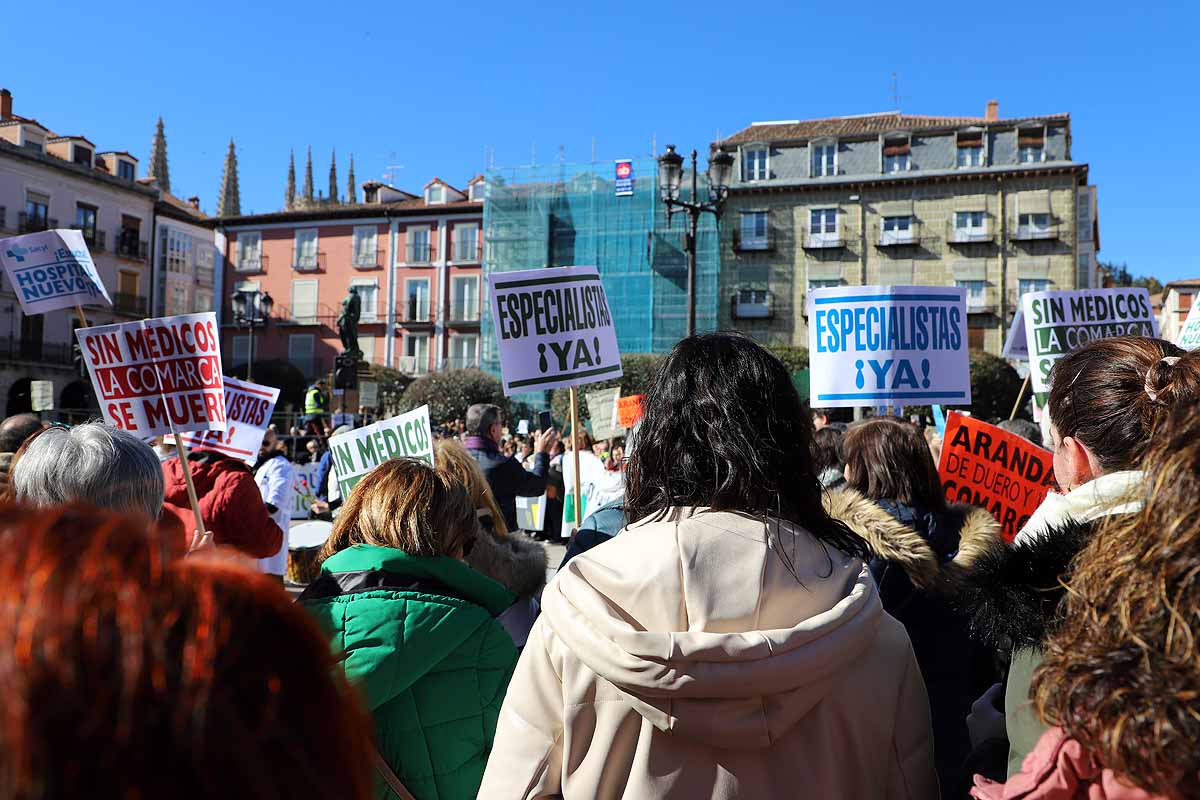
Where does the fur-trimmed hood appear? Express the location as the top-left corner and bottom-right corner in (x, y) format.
(958, 517), (1096, 651)
(823, 487), (999, 593)
(466, 529), (547, 599)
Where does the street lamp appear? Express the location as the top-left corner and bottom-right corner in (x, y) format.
(657, 144), (734, 337)
(231, 289), (274, 382)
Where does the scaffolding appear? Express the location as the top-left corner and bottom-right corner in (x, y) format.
(480, 158), (720, 380)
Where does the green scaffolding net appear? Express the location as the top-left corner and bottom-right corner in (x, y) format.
(480, 159), (720, 387)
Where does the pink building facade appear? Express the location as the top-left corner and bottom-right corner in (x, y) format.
(218, 177), (484, 381)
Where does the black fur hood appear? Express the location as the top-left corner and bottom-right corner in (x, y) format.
(958, 518), (1097, 651)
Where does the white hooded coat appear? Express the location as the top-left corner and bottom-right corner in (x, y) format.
(478, 508), (938, 799)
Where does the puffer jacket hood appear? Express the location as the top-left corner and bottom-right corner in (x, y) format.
(824, 486), (999, 592)
(539, 508), (885, 750)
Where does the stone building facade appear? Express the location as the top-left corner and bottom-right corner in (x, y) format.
(713, 102), (1099, 354)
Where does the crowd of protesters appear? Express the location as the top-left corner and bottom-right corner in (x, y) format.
(0, 332), (1196, 799)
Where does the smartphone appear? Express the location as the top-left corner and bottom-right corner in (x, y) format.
(538, 410), (554, 431)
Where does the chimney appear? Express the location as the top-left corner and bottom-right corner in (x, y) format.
(187, 196), (200, 210)
(985, 99), (999, 121)
(0, 89), (12, 121)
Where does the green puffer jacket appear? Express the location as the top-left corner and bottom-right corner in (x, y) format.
(300, 545), (518, 800)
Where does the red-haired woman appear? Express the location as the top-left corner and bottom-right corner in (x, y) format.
(0, 503), (373, 800)
(972, 405), (1200, 798)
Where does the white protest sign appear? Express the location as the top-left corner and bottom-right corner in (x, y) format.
(359, 380), (378, 407)
(180, 376), (280, 465)
(30, 380), (53, 412)
(585, 386), (622, 440)
(1002, 306), (1028, 360)
(75, 312), (226, 437)
(807, 285), (971, 409)
(327, 405), (433, 499)
(292, 461), (321, 519)
(515, 494), (547, 532)
(1176, 303), (1200, 351)
(1022, 288), (1158, 393)
(0, 229), (112, 315)
(488, 265), (622, 395)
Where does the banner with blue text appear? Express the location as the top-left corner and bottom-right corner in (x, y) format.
(807, 285), (971, 409)
(0, 229), (111, 315)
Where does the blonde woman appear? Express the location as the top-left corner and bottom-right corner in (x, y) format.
(436, 438), (547, 646)
(300, 458), (518, 800)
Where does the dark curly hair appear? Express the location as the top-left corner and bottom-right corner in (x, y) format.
(625, 333), (868, 561)
(1032, 404), (1200, 796)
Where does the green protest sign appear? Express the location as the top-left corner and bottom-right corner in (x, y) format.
(328, 405), (433, 499)
(1022, 288), (1157, 393)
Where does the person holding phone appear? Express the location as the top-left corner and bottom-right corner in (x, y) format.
(465, 403), (560, 532)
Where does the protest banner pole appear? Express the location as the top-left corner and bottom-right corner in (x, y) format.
(1009, 375), (1030, 421)
(568, 385), (582, 527)
(74, 304), (88, 328)
(173, 432), (208, 539)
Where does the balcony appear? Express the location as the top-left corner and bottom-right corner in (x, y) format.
(0, 336), (74, 366)
(1011, 222), (1060, 242)
(947, 221), (994, 245)
(353, 248), (386, 269)
(451, 242), (482, 263)
(397, 301), (435, 325)
(277, 302), (338, 327)
(875, 221), (923, 248)
(802, 229), (845, 250)
(115, 233), (148, 262)
(733, 226), (777, 253)
(236, 252), (268, 273)
(397, 355), (429, 375)
(444, 356), (479, 370)
(69, 226), (105, 252)
(959, 285), (1000, 315)
(404, 242), (436, 265)
(18, 212), (56, 234)
(292, 250), (326, 272)
(448, 302), (481, 324)
(113, 292), (148, 316)
(731, 290), (774, 320)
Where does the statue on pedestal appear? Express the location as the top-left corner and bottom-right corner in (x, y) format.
(337, 287), (362, 359)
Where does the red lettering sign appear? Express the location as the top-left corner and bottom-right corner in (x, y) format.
(616, 394), (644, 428)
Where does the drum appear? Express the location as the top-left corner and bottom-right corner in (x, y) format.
(286, 520), (332, 585)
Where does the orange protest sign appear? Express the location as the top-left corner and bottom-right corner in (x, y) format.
(938, 411), (1057, 542)
(616, 394), (644, 428)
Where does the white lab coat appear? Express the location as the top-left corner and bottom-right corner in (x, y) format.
(255, 453), (296, 576)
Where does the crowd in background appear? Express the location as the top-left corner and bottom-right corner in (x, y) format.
(0, 332), (1196, 799)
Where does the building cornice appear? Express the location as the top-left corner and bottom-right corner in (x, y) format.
(727, 162), (1088, 196)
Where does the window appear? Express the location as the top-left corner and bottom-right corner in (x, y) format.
(1077, 192), (1093, 243)
(406, 227), (431, 263)
(74, 203), (97, 243)
(231, 336), (251, 368)
(811, 143), (836, 177)
(291, 279), (319, 324)
(732, 289), (771, 319)
(1019, 144), (1044, 163)
(957, 146), (983, 167)
(352, 226), (378, 266)
(294, 229), (318, 269)
(469, 181), (485, 202)
(117, 270), (139, 297)
(968, 327), (986, 350)
(880, 215), (914, 245)
(1179, 292), (1194, 312)
(358, 335), (376, 364)
(883, 138), (911, 173)
(194, 289), (214, 313)
(739, 211), (769, 250)
(427, 184), (445, 204)
(117, 160), (135, 181)
(1018, 129), (1045, 163)
(405, 279), (431, 321)
(288, 334), (315, 378)
(954, 211), (989, 242)
(449, 335), (479, 369)
(170, 285), (188, 316)
(453, 224), (480, 262)
(884, 152), (910, 173)
(451, 275), (479, 320)
(349, 279), (378, 322)
(236, 232), (261, 271)
(742, 147), (768, 181)
(24, 191), (49, 231)
(1018, 278), (1051, 296)
(809, 208), (838, 243)
(956, 280), (987, 309)
(1018, 213), (1051, 237)
(808, 278), (842, 290)
(72, 145), (92, 167)
(162, 227), (195, 275)
(1077, 253), (1091, 289)
(404, 334), (430, 374)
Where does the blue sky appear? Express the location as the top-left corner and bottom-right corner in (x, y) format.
(3, 0), (1197, 281)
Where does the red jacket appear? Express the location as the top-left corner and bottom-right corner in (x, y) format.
(162, 451), (283, 559)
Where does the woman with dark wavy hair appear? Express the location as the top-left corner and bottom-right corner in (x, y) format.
(972, 405), (1200, 799)
(480, 333), (938, 799)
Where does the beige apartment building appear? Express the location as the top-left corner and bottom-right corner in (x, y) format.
(713, 101), (1100, 353)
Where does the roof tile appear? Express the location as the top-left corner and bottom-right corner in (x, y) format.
(720, 111), (1070, 145)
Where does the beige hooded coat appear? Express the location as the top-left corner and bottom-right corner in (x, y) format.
(477, 509), (939, 799)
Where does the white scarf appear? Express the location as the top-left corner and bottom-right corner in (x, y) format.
(1013, 470), (1145, 546)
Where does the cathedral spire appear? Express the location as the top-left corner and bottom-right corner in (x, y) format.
(286, 149), (296, 209)
(217, 139), (241, 217)
(328, 147), (339, 204)
(303, 146), (314, 202)
(346, 154), (357, 204)
(149, 117), (170, 193)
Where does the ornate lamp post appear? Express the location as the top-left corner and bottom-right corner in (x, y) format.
(231, 289), (274, 382)
(656, 145), (734, 337)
